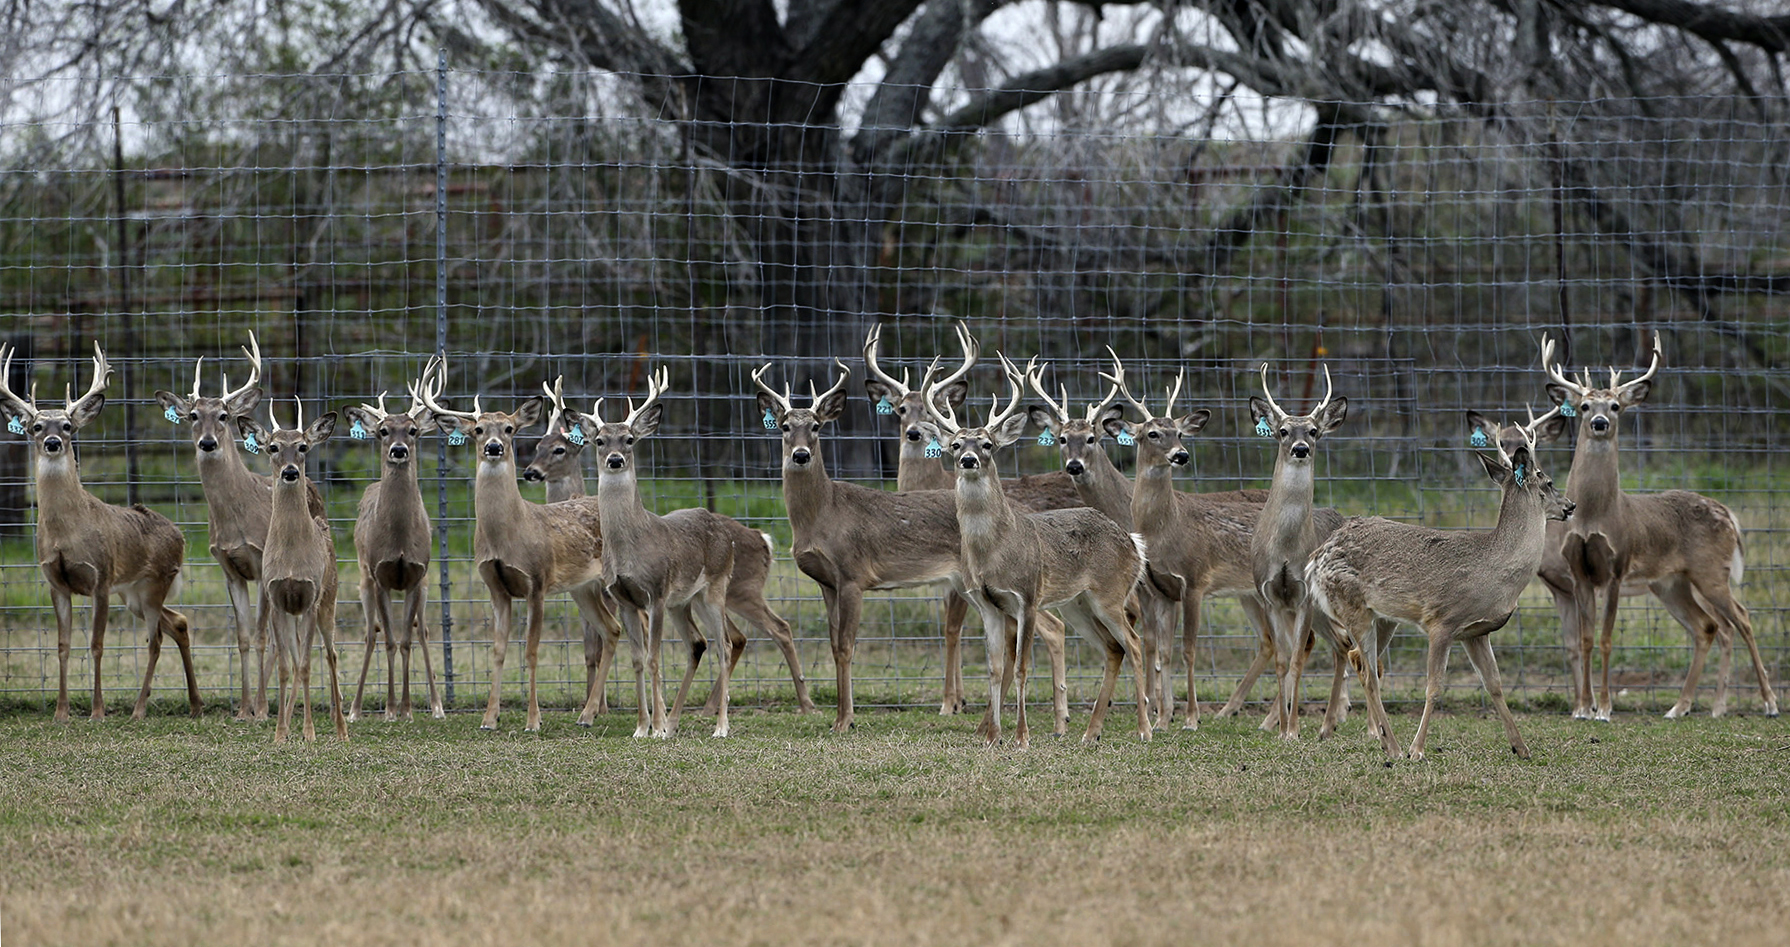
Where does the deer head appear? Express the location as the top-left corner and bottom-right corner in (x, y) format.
(754, 360), (853, 471)
(916, 351), (1029, 478)
(1024, 359), (1123, 481)
(237, 399), (337, 486)
(341, 363), (442, 469)
(417, 354), (542, 465)
(1249, 362), (1347, 466)
(154, 332), (264, 457)
(1540, 332), (1661, 441)
(863, 321), (975, 450)
(1, 341), (111, 464)
(1465, 405), (1574, 522)
(589, 365), (671, 476)
(1100, 348), (1211, 471)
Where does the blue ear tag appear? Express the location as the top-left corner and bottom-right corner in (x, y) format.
(7, 416), (24, 435)
(243, 432), (260, 454)
(924, 437), (942, 458)
(164, 406), (182, 424)
(763, 408), (777, 430)
(350, 418), (369, 440)
(875, 397), (894, 415)
(1515, 463), (1527, 486)
(1559, 402), (1576, 417)
(566, 424), (585, 446)
(1037, 429), (1055, 446)
(447, 429), (466, 446)
(1116, 429), (1135, 446)
(1255, 417), (1272, 437)
(1470, 429), (1488, 448)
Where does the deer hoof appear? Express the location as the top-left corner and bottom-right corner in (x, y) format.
(1663, 705), (1687, 719)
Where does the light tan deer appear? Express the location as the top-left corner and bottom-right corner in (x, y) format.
(1307, 408), (1575, 760)
(864, 321), (1079, 715)
(341, 376), (445, 722)
(237, 402), (348, 744)
(1540, 333), (1777, 720)
(2, 342), (199, 722)
(1248, 364), (1353, 740)
(754, 361), (1072, 736)
(155, 332), (324, 721)
(418, 355), (628, 733)
(917, 354), (1150, 747)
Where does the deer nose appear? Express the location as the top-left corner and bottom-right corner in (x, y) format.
(389, 444), (409, 460)
(281, 466), (301, 482)
(605, 454), (625, 470)
(483, 441), (505, 458)
(959, 454), (979, 469)
(522, 467), (544, 481)
(1170, 449), (1190, 466)
(905, 428), (923, 442)
(1590, 416), (1610, 433)
(791, 448), (812, 466)
(1291, 443), (1311, 459)
(197, 437), (218, 452)
(1064, 459), (1085, 476)
(43, 436), (63, 453)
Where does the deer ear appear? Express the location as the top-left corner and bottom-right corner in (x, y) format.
(1247, 396), (1277, 427)
(1617, 378), (1653, 407)
(440, 413), (476, 436)
(412, 412), (440, 435)
(1095, 403), (1125, 428)
(1102, 416), (1133, 440)
(68, 393), (106, 428)
(813, 387), (848, 425)
(863, 378), (898, 407)
(236, 416), (268, 443)
(1176, 409), (1211, 437)
(307, 410), (337, 443)
(936, 380), (969, 411)
(1314, 396), (1348, 435)
(342, 405), (377, 432)
(513, 396), (544, 429)
(155, 390), (192, 420)
(914, 420), (943, 446)
(1464, 410), (1497, 446)
(1026, 407), (1061, 436)
(1534, 414), (1567, 442)
(224, 385), (263, 418)
(1544, 383), (1572, 408)
(631, 403), (662, 438)
(1477, 448), (1511, 485)
(993, 411), (1028, 447)
(755, 391), (783, 426)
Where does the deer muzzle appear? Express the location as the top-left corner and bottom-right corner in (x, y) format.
(42, 435), (63, 454)
(791, 447), (812, 466)
(197, 436), (218, 453)
(605, 453), (625, 470)
(1064, 458), (1085, 476)
(389, 443), (409, 461)
(1291, 443), (1311, 459)
(522, 466), (545, 482)
(1589, 416), (1611, 434)
(905, 428), (924, 442)
(1170, 449), (1190, 466)
(483, 440), (505, 458)
(280, 466), (302, 483)
(959, 454), (979, 470)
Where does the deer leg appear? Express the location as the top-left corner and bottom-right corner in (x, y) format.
(1349, 617), (1401, 759)
(612, 604), (650, 737)
(481, 590), (512, 731)
(1660, 576), (1717, 719)
(89, 589), (111, 721)
(272, 612), (296, 745)
(829, 583), (864, 735)
(256, 585), (275, 721)
(1544, 577), (1581, 715)
(971, 597), (1011, 745)
(133, 596), (166, 721)
(571, 587), (621, 724)
(667, 606), (705, 730)
(696, 590), (736, 738)
(393, 589), (416, 722)
(1219, 628), (1272, 721)
(646, 603), (672, 739)
(350, 581), (383, 723)
(731, 593), (813, 714)
(940, 591), (969, 716)
(1181, 593), (1204, 731)
(1700, 582), (1775, 717)
(1012, 607), (1036, 750)
(1408, 631), (1454, 762)
(1277, 613), (1316, 741)
(299, 610), (318, 743)
(1267, 609), (1299, 739)
(224, 574), (255, 720)
(405, 585), (442, 720)
(701, 617), (747, 716)
(1569, 578), (1598, 719)
(1462, 634), (1527, 759)
(1134, 593), (1166, 730)
(1034, 611), (1068, 736)
(1595, 579), (1621, 721)
(523, 593), (547, 733)
(317, 595), (347, 742)
(48, 588), (72, 723)
(163, 605), (202, 718)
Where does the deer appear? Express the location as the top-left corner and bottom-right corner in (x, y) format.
(418, 355), (631, 733)
(2, 341), (199, 723)
(1248, 363), (1355, 740)
(236, 401), (348, 744)
(753, 360), (1072, 736)
(1306, 408), (1576, 761)
(155, 332), (324, 721)
(341, 375), (446, 722)
(1539, 333), (1777, 721)
(863, 321), (1079, 716)
(916, 353), (1151, 748)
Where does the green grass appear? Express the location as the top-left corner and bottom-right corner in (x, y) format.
(1, 707), (1786, 945)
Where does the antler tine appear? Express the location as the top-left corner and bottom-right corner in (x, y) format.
(358, 390), (390, 417)
(416, 353), (480, 422)
(1618, 330), (1663, 392)
(750, 363), (795, 417)
(917, 355), (962, 433)
(623, 365), (671, 428)
(1161, 369), (1186, 418)
(862, 324), (910, 396)
(0, 342), (38, 418)
(542, 376), (568, 431)
(1257, 363), (1289, 419)
(1539, 334), (1586, 397)
(220, 331), (261, 405)
(989, 353), (1029, 428)
(188, 357), (205, 402)
(810, 358), (853, 406)
(934, 319), (980, 393)
(1024, 359), (1070, 424)
(1310, 364), (1333, 416)
(1521, 401), (1563, 445)
(1101, 346), (1153, 419)
(66, 341), (111, 416)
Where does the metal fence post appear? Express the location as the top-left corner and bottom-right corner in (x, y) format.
(435, 48), (454, 705)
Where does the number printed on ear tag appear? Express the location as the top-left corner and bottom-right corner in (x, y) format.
(1116, 430), (1134, 446)
(1470, 429), (1488, 448)
(164, 406), (183, 424)
(7, 416), (24, 435)
(763, 409), (778, 430)
(924, 438), (942, 458)
(1037, 429), (1055, 446)
(567, 424), (585, 446)
(1559, 402), (1576, 417)
(875, 397), (894, 415)
(447, 429), (466, 446)
(1255, 417), (1272, 437)
(350, 418), (369, 439)
(243, 432), (260, 454)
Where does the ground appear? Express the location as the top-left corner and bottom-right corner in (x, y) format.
(1, 704), (1785, 946)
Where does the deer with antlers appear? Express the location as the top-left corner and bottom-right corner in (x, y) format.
(1248, 364), (1355, 740)
(420, 355), (630, 733)
(916, 354), (1150, 747)
(236, 401), (348, 744)
(341, 374), (446, 722)
(155, 333), (325, 720)
(1540, 333), (1776, 720)
(2, 342), (199, 722)
(754, 360), (1073, 736)
(1307, 408), (1575, 760)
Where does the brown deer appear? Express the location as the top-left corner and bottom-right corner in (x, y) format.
(863, 321), (1078, 715)
(341, 376), (445, 722)
(237, 402), (348, 744)
(918, 354), (1150, 747)
(1307, 408), (1575, 760)
(1540, 333), (1776, 720)
(418, 355), (629, 733)
(1248, 364), (1353, 740)
(754, 361), (1072, 736)
(3, 342), (199, 722)
(155, 332), (323, 720)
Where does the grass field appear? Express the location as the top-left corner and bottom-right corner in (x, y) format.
(1, 703), (1786, 946)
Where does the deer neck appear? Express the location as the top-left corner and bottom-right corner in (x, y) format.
(473, 455), (531, 554)
(1484, 484), (1550, 583)
(376, 456), (427, 525)
(1566, 433), (1626, 523)
(779, 451), (837, 541)
(32, 453), (99, 535)
(896, 441), (954, 492)
(1130, 460), (1179, 535)
(1260, 458), (1319, 555)
(194, 438), (261, 494)
(596, 465), (658, 540)
(545, 470), (586, 503)
(954, 462), (1020, 551)
(1076, 449), (1134, 528)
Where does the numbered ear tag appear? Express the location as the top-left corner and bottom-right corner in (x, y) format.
(7, 416), (24, 435)
(1116, 429), (1135, 446)
(1559, 402), (1576, 417)
(243, 432), (261, 454)
(566, 424), (585, 446)
(763, 408), (777, 430)
(1515, 463), (1527, 486)
(164, 406), (183, 424)
(447, 429), (466, 446)
(875, 397), (894, 415)
(1470, 429), (1488, 448)
(1255, 417), (1272, 437)
(1037, 429), (1055, 446)
(924, 437), (942, 458)
(350, 418), (369, 440)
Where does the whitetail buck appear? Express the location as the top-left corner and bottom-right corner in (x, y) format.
(419, 355), (627, 732)
(237, 402), (348, 744)
(1540, 333), (1776, 720)
(156, 332), (324, 720)
(1307, 409), (1575, 760)
(342, 377), (445, 722)
(754, 361), (1071, 736)
(918, 354), (1150, 747)
(1248, 364), (1354, 740)
(2, 342), (199, 722)
(863, 321), (1078, 715)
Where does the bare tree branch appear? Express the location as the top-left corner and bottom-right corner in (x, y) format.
(1594, 0), (1790, 54)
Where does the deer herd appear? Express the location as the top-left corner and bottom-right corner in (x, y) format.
(0, 324), (1776, 757)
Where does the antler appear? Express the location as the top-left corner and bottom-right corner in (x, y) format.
(1609, 330), (1663, 393)
(0, 342), (39, 419)
(1256, 363), (1288, 419)
(416, 353), (481, 422)
(1310, 364), (1334, 416)
(187, 357), (206, 403)
(209, 331), (261, 405)
(358, 391), (391, 417)
(1025, 361), (1071, 424)
(1101, 347), (1153, 419)
(916, 356), (962, 434)
(810, 359), (853, 406)
(1257, 362), (1332, 419)
(65, 341), (111, 418)
(1539, 335), (1586, 398)
(542, 375), (569, 432)
(988, 353), (1030, 429)
(862, 324), (910, 396)
(622, 366), (670, 428)
(1515, 402), (1564, 448)
(750, 363), (794, 417)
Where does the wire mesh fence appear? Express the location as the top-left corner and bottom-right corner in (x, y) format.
(1, 63), (1785, 720)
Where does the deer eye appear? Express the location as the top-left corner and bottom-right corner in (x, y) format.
(552, 446), (566, 456)
(780, 423), (790, 432)
(1610, 404), (1621, 413)
(624, 436), (635, 446)
(378, 428), (389, 438)
(1278, 428), (1289, 438)
(1147, 430), (1160, 439)
(474, 426), (484, 436)
(503, 424), (514, 435)
(981, 441), (994, 451)
(592, 437), (605, 447)
(298, 443), (308, 454)
(1579, 403), (1590, 414)
(895, 405), (907, 415)
(31, 422), (43, 433)
(1086, 435), (1097, 445)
